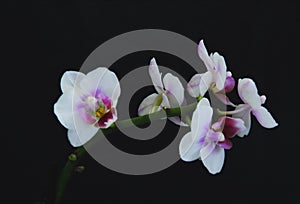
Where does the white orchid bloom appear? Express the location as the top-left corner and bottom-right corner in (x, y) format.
(187, 40), (232, 98)
(179, 98), (245, 174)
(138, 58), (187, 126)
(54, 68), (121, 147)
(229, 78), (278, 137)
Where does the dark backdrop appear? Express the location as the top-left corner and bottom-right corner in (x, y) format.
(4, 1), (299, 203)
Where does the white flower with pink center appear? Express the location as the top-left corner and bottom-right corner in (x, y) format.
(54, 68), (121, 147)
(179, 98), (246, 174)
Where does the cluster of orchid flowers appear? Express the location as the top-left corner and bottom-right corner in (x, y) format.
(54, 40), (278, 174)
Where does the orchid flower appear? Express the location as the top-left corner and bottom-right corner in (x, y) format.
(187, 40), (234, 100)
(138, 58), (187, 126)
(222, 78), (278, 137)
(54, 68), (121, 147)
(179, 98), (246, 174)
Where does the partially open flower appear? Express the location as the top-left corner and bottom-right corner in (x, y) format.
(54, 68), (121, 147)
(138, 58), (187, 126)
(187, 40), (232, 98)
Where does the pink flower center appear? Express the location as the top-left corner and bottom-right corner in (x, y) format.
(77, 91), (113, 127)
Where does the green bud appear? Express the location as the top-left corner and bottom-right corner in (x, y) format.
(68, 153), (77, 161)
(75, 165), (85, 173)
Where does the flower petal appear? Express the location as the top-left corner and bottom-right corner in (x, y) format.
(149, 58), (164, 93)
(61, 71), (85, 93)
(81, 67), (121, 106)
(198, 40), (214, 71)
(233, 105), (252, 137)
(199, 71), (213, 96)
(200, 142), (216, 161)
(207, 130), (225, 142)
(168, 116), (188, 126)
(187, 74), (202, 98)
(222, 117), (246, 138)
(161, 93), (170, 108)
(54, 90), (79, 129)
(202, 146), (225, 174)
(97, 108), (117, 128)
(67, 124), (98, 147)
(163, 73), (184, 107)
(68, 109), (99, 147)
(163, 73), (185, 106)
(218, 139), (232, 150)
(211, 53), (227, 90)
(179, 132), (201, 162)
(252, 106), (278, 128)
(138, 93), (159, 116)
(238, 78), (261, 109)
(191, 98), (213, 141)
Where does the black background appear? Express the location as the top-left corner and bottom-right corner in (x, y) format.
(4, 1), (299, 203)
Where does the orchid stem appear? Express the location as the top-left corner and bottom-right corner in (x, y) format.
(53, 101), (198, 204)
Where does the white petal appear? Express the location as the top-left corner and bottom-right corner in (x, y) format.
(163, 73), (184, 106)
(211, 53), (227, 90)
(168, 116), (188, 126)
(199, 71), (213, 96)
(149, 58), (164, 93)
(69, 111), (99, 147)
(233, 105), (252, 137)
(179, 132), (201, 162)
(191, 98), (213, 141)
(81, 67), (121, 106)
(54, 90), (79, 129)
(252, 106), (278, 128)
(138, 93), (159, 116)
(202, 146), (225, 174)
(161, 93), (170, 108)
(198, 40), (214, 71)
(238, 78), (261, 109)
(187, 74), (202, 98)
(61, 71), (85, 93)
(200, 142), (216, 161)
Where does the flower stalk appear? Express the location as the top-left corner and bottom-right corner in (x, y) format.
(54, 101), (197, 204)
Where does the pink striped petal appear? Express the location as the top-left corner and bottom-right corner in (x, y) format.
(187, 74), (202, 98)
(199, 71), (213, 96)
(191, 98), (213, 141)
(148, 58), (164, 93)
(238, 78), (261, 109)
(163, 73), (184, 106)
(252, 106), (278, 128)
(138, 93), (159, 116)
(211, 53), (227, 91)
(198, 40), (214, 71)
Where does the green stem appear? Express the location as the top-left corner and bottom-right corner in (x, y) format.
(54, 101), (197, 204)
